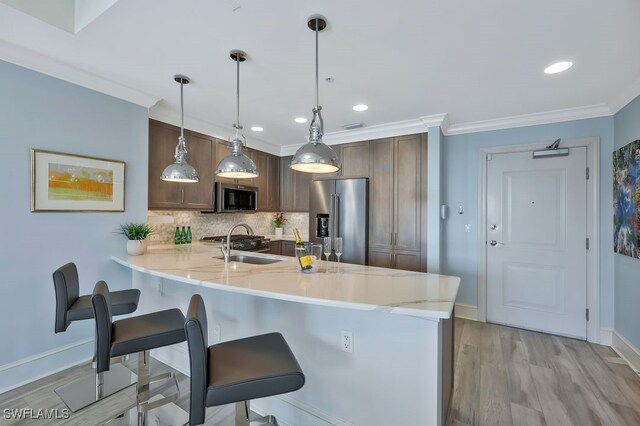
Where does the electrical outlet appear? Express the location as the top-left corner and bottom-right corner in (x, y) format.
(212, 323), (221, 343)
(341, 330), (353, 353)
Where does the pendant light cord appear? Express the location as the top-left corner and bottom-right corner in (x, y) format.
(315, 18), (319, 110)
(236, 55), (241, 130)
(180, 80), (185, 140)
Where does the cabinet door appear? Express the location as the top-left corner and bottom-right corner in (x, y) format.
(181, 130), (214, 210)
(148, 120), (182, 209)
(250, 150), (270, 211)
(293, 169), (312, 211)
(394, 250), (422, 272)
(268, 154), (280, 211)
(368, 248), (393, 268)
(340, 141), (370, 178)
(214, 139), (236, 184)
(282, 241), (296, 256)
(280, 156), (295, 211)
(269, 241), (282, 255)
(368, 138), (394, 249)
(394, 135), (422, 252)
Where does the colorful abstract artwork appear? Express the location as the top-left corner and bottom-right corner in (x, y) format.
(48, 163), (114, 201)
(613, 140), (640, 258)
(31, 149), (125, 212)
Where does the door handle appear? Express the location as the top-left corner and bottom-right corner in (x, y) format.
(489, 240), (504, 246)
(181, 188), (184, 205)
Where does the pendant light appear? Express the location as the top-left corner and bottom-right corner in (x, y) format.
(161, 75), (199, 183)
(216, 50), (259, 179)
(290, 15), (340, 174)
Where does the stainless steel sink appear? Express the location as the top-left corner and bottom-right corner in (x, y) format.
(215, 254), (283, 265)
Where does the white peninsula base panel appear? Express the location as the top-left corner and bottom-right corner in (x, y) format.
(114, 246), (458, 426)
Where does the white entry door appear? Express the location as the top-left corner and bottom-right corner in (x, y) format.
(486, 147), (587, 339)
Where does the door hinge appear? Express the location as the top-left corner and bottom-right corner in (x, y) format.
(586, 167), (590, 180)
(586, 238), (590, 250)
(586, 308), (590, 321)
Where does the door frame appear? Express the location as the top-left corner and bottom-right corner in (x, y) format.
(478, 137), (600, 343)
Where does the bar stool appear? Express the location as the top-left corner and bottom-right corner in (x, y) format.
(53, 262), (141, 412)
(184, 294), (305, 426)
(92, 280), (187, 426)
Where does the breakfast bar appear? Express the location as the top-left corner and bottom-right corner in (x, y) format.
(112, 244), (460, 426)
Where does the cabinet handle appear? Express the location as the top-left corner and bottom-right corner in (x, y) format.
(395, 232), (398, 247)
(393, 253), (396, 268)
(390, 231), (393, 245)
(181, 188), (184, 205)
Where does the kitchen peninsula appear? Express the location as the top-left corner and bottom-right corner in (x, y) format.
(112, 244), (459, 426)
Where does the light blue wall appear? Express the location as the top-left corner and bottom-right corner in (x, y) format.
(613, 94), (640, 347)
(442, 117), (615, 328)
(0, 60), (148, 368)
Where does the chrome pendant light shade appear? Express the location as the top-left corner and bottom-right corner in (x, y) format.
(161, 75), (199, 183)
(216, 50), (259, 179)
(290, 15), (340, 174)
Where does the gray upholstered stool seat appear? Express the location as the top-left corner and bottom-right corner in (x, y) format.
(93, 281), (187, 426)
(185, 294), (305, 426)
(111, 309), (186, 357)
(52, 262), (141, 412)
(67, 291), (140, 322)
(206, 333), (305, 407)
(54, 262), (140, 333)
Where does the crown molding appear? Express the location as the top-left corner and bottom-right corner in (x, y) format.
(445, 104), (613, 136)
(279, 113), (447, 156)
(149, 105), (281, 156)
(0, 39), (160, 108)
(608, 75), (640, 114)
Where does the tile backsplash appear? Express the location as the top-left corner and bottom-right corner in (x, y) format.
(148, 211), (309, 244)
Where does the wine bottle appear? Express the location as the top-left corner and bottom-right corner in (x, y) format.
(293, 228), (312, 270)
(186, 226), (192, 244)
(174, 227), (181, 245)
(180, 226), (187, 244)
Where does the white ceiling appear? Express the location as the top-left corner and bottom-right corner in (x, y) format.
(0, 0), (639, 153)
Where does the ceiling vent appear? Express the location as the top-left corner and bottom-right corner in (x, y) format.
(342, 122), (365, 130)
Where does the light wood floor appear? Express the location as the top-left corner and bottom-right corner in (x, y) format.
(1, 319), (639, 425)
(448, 319), (640, 426)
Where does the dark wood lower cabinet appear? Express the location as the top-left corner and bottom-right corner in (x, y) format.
(282, 241), (295, 257)
(368, 248), (393, 269)
(268, 241), (282, 255)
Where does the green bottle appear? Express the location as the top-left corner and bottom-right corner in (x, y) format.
(180, 226), (187, 244)
(174, 227), (181, 245)
(186, 226), (192, 244)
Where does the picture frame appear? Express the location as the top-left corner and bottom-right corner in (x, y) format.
(31, 149), (125, 212)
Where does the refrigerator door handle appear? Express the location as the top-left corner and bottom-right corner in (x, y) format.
(334, 194), (340, 238)
(330, 193), (336, 240)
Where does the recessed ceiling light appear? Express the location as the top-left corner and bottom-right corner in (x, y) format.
(544, 61), (573, 74)
(294, 117), (308, 123)
(250, 126), (263, 132)
(353, 104), (368, 112)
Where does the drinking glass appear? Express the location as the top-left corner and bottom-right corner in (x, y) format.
(334, 237), (343, 272)
(323, 237), (332, 273)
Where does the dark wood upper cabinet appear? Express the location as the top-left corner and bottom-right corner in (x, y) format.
(340, 141), (370, 178)
(368, 138), (394, 251)
(148, 120), (214, 210)
(279, 156), (311, 212)
(214, 139), (236, 184)
(267, 154), (280, 211)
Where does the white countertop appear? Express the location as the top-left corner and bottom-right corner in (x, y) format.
(112, 243), (459, 320)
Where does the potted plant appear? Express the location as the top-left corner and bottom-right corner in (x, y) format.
(272, 212), (287, 237)
(118, 223), (153, 256)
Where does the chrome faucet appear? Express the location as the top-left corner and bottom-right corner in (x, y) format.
(220, 223), (254, 263)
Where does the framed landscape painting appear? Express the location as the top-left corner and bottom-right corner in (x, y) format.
(31, 149), (125, 212)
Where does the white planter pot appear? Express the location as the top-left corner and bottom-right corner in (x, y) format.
(126, 240), (147, 256)
(274, 227), (283, 237)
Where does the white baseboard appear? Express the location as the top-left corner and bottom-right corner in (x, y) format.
(599, 327), (613, 346)
(0, 338), (94, 395)
(612, 330), (640, 374)
(454, 303), (479, 321)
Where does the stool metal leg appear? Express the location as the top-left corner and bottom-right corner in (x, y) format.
(136, 351), (183, 426)
(236, 401), (279, 426)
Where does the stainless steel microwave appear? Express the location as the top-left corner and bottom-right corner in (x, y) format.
(215, 182), (258, 213)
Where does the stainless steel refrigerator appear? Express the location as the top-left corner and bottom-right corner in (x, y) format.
(309, 178), (368, 265)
